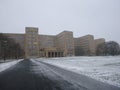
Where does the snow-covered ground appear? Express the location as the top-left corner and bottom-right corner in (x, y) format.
(0, 59), (23, 72)
(37, 56), (120, 87)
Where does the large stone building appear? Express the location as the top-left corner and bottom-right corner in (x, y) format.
(74, 35), (105, 55)
(74, 35), (96, 55)
(3, 27), (105, 58)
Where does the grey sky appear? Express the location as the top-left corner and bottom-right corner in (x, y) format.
(0, 0), (120, 43)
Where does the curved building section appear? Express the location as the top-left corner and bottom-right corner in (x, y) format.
(3, 27), (105, 58)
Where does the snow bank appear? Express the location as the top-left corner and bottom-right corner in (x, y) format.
(0, 59), (23, 72)
(37, 56), (120, 87)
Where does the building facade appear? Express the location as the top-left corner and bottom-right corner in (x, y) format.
(94, 38), (106, 53)
(25, 27), (39, 58)
(74, 35), (95, 55)
(74, 35), (105, 55)
(3, 27), (105, 58)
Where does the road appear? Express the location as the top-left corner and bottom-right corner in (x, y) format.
(0, 59), (120, 90)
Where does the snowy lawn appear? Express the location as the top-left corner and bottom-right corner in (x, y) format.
(0, 59), (23, 72)
(37, 56), (120, 87)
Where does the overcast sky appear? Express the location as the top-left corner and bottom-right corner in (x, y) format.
(0, 0), (120, 43)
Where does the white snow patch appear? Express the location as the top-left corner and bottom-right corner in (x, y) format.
(37, 56), (120, 87)
(0, 59), (23, 72)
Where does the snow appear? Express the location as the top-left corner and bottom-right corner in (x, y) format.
(0, 59), (23, 72)
(37, 56), (120, 87)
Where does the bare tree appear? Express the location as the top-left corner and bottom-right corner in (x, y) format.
(105, 41), (120, 56)
(0, 33), (25, 61)
(96, 41), (120, 56)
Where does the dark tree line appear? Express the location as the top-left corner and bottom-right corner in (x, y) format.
(0, 33), (24, 61)
(96, 41), (120, 56)
(75, 41), (120, 56)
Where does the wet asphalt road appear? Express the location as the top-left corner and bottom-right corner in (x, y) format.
(0, 59), (120, 90)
